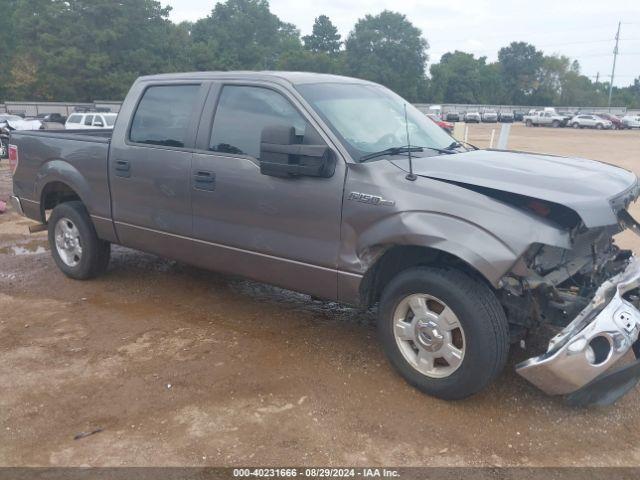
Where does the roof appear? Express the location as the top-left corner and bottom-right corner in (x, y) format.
(137, 71), (374, 86)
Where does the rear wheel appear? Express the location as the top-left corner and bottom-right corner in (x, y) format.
(377, 267), (509, 400)
(552, 120), (560, 128)
(48, 201), (110, 280)
(572, 122), (580, 129)
(596, 123), (603, 130)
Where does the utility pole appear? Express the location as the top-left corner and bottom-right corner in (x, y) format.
(595, 72), (599, 85)
(608, 21), (621, 110)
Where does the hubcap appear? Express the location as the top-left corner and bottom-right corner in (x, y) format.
(393, 294), (466, 378)
(54, 217), (82, 267)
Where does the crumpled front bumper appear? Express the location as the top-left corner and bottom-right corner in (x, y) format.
(516, 256), (640, 403)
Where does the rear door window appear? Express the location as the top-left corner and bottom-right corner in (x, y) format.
(129, 85), (200, 148)
(84, 115), (94, 126)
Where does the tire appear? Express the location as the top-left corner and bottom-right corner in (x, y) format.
(525, 120), (532, 127)
(572, 122), (580, 129)
(377, 267), (509, 400)
(596, 123), (603, 130)
(48, 201), (110, 280)
(552, 120), (560, 128)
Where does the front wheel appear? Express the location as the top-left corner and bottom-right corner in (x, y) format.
(596, 123), (603, 130)
(525, 120), (533, 127)
(572, 122), (580, 129)
(48, 201), (111, 280)
(377, 267), (509, 400)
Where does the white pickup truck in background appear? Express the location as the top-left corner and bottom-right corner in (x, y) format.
(523, 110), (567, 128)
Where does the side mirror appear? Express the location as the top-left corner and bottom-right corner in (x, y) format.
(259, 125), (335, 178)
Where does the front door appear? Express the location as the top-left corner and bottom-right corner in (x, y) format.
(190, 83), (346, 300)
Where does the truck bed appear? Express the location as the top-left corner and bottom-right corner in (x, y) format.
(10, 128), (113, 226)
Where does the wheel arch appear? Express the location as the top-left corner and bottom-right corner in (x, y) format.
(359, 244), (496, 307)
(36, 161), (92, 223)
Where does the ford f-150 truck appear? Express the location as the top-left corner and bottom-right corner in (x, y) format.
(9, 72), (640, 405)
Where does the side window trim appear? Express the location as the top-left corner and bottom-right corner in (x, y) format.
(196, 82), (318, 161)
(209, 84), (311, 161)
(125, 81), (211, 152)
(194, 80), (348, 165)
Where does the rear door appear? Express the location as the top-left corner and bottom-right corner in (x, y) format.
(189, 82), (346, 300)
(109, 82), (209, 254)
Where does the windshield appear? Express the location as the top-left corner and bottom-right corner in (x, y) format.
(296, 83), (455, 161)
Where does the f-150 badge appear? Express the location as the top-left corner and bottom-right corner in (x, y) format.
(348, 192), (395, 206)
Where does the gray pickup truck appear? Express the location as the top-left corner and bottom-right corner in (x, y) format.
(9, 72), (640, 405)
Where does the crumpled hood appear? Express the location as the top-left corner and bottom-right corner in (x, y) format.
(391, 149), (639, 227)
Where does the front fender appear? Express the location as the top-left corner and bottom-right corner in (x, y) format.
(344, 210), (571, 288)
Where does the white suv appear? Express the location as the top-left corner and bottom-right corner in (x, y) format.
(570, 114), (612, 130)
(65, 112), (117, 130)
(622, 115), (640, 129)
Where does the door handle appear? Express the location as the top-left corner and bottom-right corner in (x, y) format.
(114, 160), (131, 178)
(193, 170), (216, 191)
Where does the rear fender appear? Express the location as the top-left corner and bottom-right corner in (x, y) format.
(35, 160), (93, 220)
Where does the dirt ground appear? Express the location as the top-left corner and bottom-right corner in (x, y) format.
(1, 124), (640, 467)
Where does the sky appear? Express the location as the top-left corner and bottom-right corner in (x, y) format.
(161, 0), (640, 87)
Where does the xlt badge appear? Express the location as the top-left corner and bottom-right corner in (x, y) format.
(348, 192), (395, 206)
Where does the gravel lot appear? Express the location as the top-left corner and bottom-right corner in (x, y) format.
(1, 124), (640, 467)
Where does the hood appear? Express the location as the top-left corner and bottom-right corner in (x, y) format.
(391, 149), (639, 227)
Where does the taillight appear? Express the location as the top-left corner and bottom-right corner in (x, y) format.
(8, 144), (18, 175)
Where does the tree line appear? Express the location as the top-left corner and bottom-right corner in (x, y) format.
(1, 0), (638, 107)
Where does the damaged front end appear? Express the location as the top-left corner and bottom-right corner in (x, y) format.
(507, 208), (640, 406)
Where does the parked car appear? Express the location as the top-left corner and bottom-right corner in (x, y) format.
(570, 114), (612, 130)
(65, 112), (117, 129)
(36, 113), (67, 124)
(513, 111), (525, 122)
(498, 112), (514, 123)
(464, 111), (481, 123)
(426, 114), (454, 133)
(621, 115), (640, 129)
(9, 71), (640, 406)
(0, 136), (6, 159)
(0, 114), (42, 131)
(596, 113), (624, 130)
(445, 112), (460, 122)
(523, 110), (567, 128)
(0, 114), (24, 126)
(482, 111), (498, 123)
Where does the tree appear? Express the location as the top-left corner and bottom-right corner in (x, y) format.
(302, 15), (341, 55)
(4, 0), (183, 101)
(0, 0), (18, 101)
(277, 50), (343, 73)
(428, 51), (504, 104)
(345, 11), (428, 101)
(531, 55), (572, 105)
(191, 0), (301, 70)
(498, 41), (544, 104)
